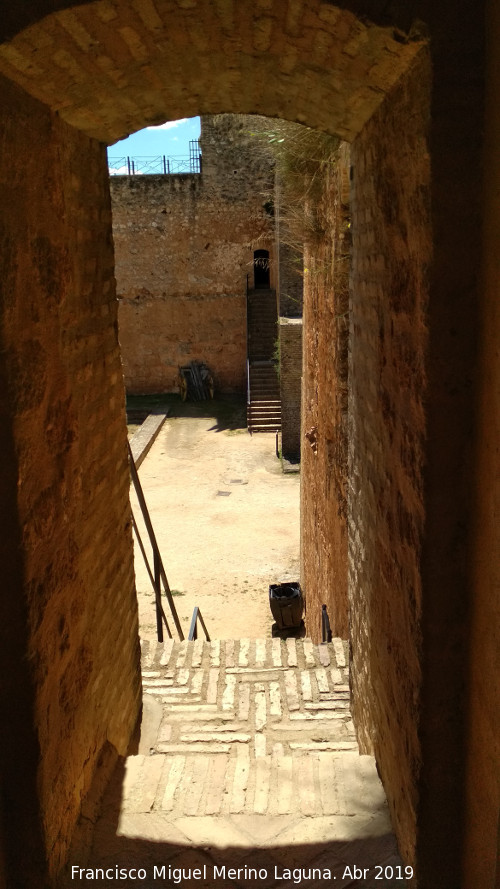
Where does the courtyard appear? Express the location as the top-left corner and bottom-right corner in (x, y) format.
(129, 397), (300, 642)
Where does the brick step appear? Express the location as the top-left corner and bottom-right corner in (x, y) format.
(249, 389), (280, 396)
(248, 325), (275, 332)
(248, 336), (277, 345)
(248, 399), (281, 415)
(248, 400), (280, 406)
(249, 388), (279, 394)
(248, 398), (281, 415)
(248, 346), (276, 355)
(248, 297), (276, 302)
(250, 373), (279, 389)
(249, 383), (280, 392)
(248, 314), (277, 320)
(248, 422), (282, 431)
(249, 379), (279, 385)
(248, 324), (277, 332)
(248, 332), (276, 338)
(248, 401), (281, 407)
(249, 370), (278, 379)
(249, 424), (281, 432)
(249, 388), (280, 396)
(248, 404), (280, 409)
(142, 637), (347, 670)
(248, 333), (276, 341)
(248, 413), (282, 422)
(249, 374), (279, 381)
(248, 338), (276, 344)
(248, 311), (277, 319)
(247, 321), (277, 328)
(248, 413), (281, 421)
(248, 335), (276, 343)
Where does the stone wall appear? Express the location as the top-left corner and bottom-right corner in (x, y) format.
(348, 50), (431, 865)
(300, 144), (350, 642)
(279, 318), (302, 461)
(463, 5), (500, 881)
(0, 76), (141, 885)
(112, 115), (275, 395)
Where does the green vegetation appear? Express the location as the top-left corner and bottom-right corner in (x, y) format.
(250, 119), (340, 252)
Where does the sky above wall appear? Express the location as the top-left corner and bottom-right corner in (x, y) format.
(108, 117), (201, 174)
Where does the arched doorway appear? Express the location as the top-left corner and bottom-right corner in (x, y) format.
(253, 249), (270, 289)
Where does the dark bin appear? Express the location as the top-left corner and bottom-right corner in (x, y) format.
(269, 582), (303, 630)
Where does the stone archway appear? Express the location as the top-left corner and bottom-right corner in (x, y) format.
(0, 1), (424, 144)
(0, 2), (495, 888)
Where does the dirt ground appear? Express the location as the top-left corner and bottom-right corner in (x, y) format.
(130, 397), (300, 641)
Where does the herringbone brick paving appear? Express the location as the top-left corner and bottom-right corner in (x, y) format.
(86, 638), (411, 888)
(138, 637), (356, 818)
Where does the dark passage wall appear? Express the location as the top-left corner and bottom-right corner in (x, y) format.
(0, 76), (141, 884)
(463, 2), (500, 883)
(348, 50), (431, 865)
(279, 317), (302, 461)
(301, 144), (350, 642)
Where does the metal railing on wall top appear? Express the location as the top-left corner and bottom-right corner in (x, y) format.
(109, 141), (201, 176)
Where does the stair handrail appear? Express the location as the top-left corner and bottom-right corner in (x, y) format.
(131, 512), (173, 640)
(127, 441), (185, 641)
(188, 606), (211, 641)
(246, 273), (251, 405)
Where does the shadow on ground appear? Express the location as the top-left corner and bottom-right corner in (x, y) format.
(126, 394), (247, 433)
(67, 759), (411, 889)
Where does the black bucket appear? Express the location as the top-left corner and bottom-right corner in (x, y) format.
(269, 582), (303, 630)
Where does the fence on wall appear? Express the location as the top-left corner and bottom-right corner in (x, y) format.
(108, 140), (201, 176)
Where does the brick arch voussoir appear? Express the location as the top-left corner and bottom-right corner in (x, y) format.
(0, 0), (426, 144)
